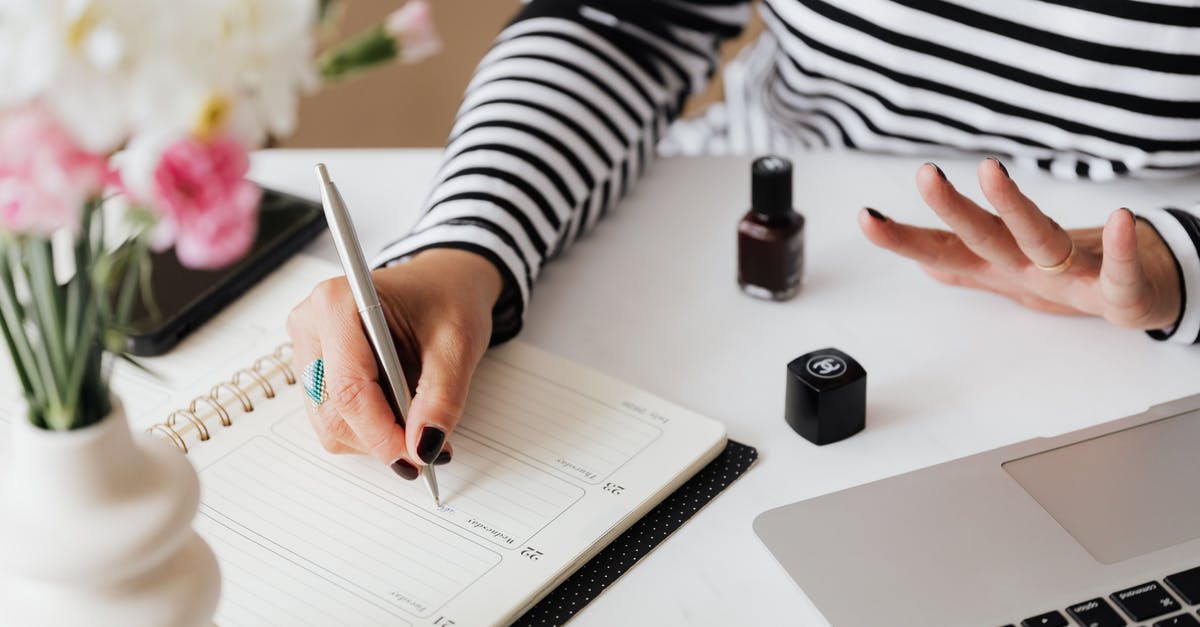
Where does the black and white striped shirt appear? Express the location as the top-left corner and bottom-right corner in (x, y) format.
(374, 0), (1200, 344)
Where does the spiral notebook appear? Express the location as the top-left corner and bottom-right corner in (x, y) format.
(0, 255), (734, 626)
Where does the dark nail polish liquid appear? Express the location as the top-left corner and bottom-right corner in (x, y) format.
(738, 156), (805, 301)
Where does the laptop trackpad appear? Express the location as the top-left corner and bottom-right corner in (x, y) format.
(1003, 409), (1200, 564)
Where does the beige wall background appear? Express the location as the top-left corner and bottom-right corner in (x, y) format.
(287, 1), (764, 149)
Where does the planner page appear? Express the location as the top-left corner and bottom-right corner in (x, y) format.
(186, 341), (727, 627)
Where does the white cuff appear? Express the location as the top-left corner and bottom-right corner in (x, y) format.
(1139, 206), (1200, 344)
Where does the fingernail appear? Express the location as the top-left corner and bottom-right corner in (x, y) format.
(434, 450), (452, 466)
(390, 458), (419, 480)
(416, 426), (446, 465)
(988, 157), (1009, 178)
(865, 207), (887, 222)
(925, 162), (947, 182)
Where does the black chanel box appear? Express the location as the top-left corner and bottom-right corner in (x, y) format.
(785, 348), (867, 445)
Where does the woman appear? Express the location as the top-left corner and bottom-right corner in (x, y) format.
(287, 1), (1200, 476)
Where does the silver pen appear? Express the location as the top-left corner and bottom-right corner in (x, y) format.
(315, 163), (441, 506)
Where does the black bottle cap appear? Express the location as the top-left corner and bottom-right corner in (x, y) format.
(751, 155), (793, 217)
(785, 347), (867, 445)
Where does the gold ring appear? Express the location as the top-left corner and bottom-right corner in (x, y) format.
(1035, 240), (1077, 274)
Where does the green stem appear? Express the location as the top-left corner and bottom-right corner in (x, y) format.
(10, 244), (63, 414)
(0, 242), (36, 404)
(28, 239), (69, 388)
(62, 301), (98, 413)
(115, 241), (141, 326)
(0, 245), (50, 421)
(319, 24), (398, 80)
(65, 203), (95, 353)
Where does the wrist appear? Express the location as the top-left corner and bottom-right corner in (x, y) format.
(405, 248), (505, 311)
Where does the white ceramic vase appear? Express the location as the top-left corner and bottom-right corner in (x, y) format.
(0, 398), (220, 627)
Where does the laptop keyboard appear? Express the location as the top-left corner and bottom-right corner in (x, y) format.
(1003, 564), (1200, 627)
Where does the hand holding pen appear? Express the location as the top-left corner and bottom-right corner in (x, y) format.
(286, 164), (503, 503)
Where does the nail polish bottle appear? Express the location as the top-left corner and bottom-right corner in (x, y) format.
(738, 156), (805, 301)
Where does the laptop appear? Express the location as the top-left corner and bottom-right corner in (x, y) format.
(754, 393), (1200, 627)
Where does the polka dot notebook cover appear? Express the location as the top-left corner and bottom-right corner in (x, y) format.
(514, 440), (758, 626)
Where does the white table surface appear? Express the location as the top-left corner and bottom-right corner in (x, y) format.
(251, 148), (1200, 627)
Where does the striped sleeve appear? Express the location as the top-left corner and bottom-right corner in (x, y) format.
(372, 0), (751, 343)
(1140, 205), (1200, 345)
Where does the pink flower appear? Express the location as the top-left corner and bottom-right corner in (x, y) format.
(152, 135), (260, 270)
(0, 106), (110, 236)
(386, 0), (442, 63)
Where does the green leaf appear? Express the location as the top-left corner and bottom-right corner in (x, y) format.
(115, 352), (159, 379)
(9, 243), (63, 413)
(0, 247), (46, 409)
(28, 239), (69, 389)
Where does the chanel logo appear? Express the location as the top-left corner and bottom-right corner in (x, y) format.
(806, 355), (846, 379)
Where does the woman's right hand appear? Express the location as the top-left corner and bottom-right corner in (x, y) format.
(286, 248), (502, 478)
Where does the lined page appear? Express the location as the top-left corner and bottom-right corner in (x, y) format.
(200, 437), (501, 620)
(461, 360), (663, 484)
(187, 340), (727, 627)
(275, 415), (584, 548)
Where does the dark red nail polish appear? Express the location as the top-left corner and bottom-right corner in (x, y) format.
(434, 450), (452, 465)
(416, 426), (446, 464)
(738, 156), (805, 302)
(865, 207), (887, 221)
(926, 162), (947, 182)
(390, 458), (419, 480)
(988, 157), (1009, 178)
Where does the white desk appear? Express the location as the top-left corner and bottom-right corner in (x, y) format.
(251, 149), (1200, 627)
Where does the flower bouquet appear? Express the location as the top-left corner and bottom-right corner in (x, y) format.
(0, 1), (439, 624)
(0, 0), (439, 431)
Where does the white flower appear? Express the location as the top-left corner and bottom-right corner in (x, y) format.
(0, 0), (318, 156)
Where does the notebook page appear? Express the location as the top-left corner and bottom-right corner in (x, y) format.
(187, 341), (727, 627)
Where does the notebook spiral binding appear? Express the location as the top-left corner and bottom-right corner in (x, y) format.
(146, 343), (296, 454)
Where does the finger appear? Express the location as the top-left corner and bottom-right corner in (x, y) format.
(977, 157), (1075, 270)
(306, 403), (363, 454)
(1099, 208), (1155, 326)
(405, 328), (482, 466)
(922, 265), (1082, 315)
(289, 300), (366, 454)
(312, 279), (410, 466)
(916, 162), (1026, 269)
(859, 207), (988, 274)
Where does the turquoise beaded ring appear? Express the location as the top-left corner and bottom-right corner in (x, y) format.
(301, 358), (328, 407)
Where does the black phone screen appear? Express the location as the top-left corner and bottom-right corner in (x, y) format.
(122, 187), (327, 356)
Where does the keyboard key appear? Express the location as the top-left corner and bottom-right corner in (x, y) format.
(1166, 566), (1200, 605)
(1021, 611), (1068, 627)
(1111, 581), (1181, 621)
(1067, 598), (1127, 627)
(1153, 614), (1200, 627)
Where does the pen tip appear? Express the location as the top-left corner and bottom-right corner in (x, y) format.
(315, 163), (330, 183)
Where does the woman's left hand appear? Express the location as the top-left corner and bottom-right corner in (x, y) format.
(859, 158), (1182, 330)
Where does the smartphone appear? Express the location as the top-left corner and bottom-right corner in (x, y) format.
(121, 187), (327, 356)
